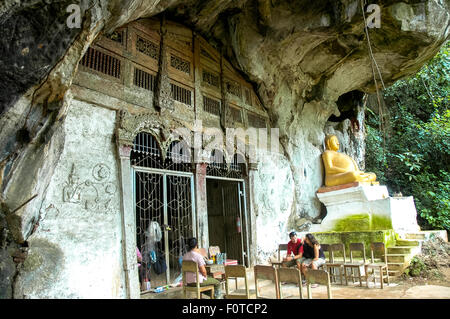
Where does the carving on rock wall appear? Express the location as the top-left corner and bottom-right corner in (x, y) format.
(92, 163), (111, 181)
(116, 110), (162, 147)
(63, 165), (82, 204)
(62, 163), (117, 212)
(37, 204), (60, 232)
(42, 204), (60, 220)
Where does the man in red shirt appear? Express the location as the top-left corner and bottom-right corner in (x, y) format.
(282, 231), (303, 269)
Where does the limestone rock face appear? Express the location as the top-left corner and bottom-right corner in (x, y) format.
(10, 95), (126, 298)
(0, 0), (449, 297)
(13, 238), (65, 299)
(253, 150), (295, 263)
(169, 0), (449, 239)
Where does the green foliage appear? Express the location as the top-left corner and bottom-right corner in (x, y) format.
(365, 41), (450, 231)
(407, 256), (426, 277)
(406, 253), (446, 280)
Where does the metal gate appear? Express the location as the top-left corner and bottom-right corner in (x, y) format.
(133, 169), (195, 286)
(131, 132), (195, 288)
(206, 150), (250, 267)
(224, 180), (246, 265)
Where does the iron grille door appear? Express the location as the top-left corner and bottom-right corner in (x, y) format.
(166, 174), (195, 284)
(133, 168), (195, 287)
(134, 171), (165, 286)
(206, 178), (250, 267)
(222, 181), (243, 265)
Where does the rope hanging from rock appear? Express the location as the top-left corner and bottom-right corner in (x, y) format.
(360, 0), (387, 151)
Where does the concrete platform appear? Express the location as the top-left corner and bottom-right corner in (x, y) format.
(314, 184), (420, 233)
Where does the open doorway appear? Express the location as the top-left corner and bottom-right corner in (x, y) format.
(206, 178), (249, 266)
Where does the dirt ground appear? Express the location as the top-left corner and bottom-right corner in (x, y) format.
(251, 267), (450, 299)
(143, 238), (450, 299)
(142, 268), (450, 299)
(258, 239), (450, 299)
(294, 274), (450, 299)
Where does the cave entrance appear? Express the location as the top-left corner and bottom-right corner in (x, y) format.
(328, 90), (365, 122)
(205, 150), (249, 267)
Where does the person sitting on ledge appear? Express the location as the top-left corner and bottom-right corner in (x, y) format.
(322, 134), (377, 187)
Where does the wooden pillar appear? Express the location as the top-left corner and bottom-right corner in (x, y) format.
(154, 14), (173, 112)
(219, 49), (231, 130)
(193, 33), (202, 121)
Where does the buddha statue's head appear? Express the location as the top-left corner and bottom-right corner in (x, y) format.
(325, 135), (339, 151)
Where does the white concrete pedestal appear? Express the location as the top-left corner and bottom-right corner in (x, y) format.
(314, 184), (421, 233)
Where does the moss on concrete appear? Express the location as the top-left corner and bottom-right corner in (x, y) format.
(313, 230), (396, 257)
(334, 213), (371, 231)
(333, 214), (393, 232)
(371, 215), (393, 230)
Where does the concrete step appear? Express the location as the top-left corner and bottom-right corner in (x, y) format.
(387, 262), (407, 271)
(386, 273), (402, 283)
(388, 269), (403, 277)
(365, 267), (402, 283)
(387, 246), (415, 254)
(395, 239), (421, 247)
(404, 233), (426, 240)
(386, 254), (411, 263)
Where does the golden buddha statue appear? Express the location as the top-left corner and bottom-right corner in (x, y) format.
(322, 134), (377, 187)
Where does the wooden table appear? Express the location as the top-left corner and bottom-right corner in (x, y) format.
(205, 263), (244, 291)
(205, 264), (225, 279)
(205, 261), (239, 277)
(205, 264), (226, 291)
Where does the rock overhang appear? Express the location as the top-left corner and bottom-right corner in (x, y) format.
(1, 1), (449, 116)
(0, 0), (448, 254)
